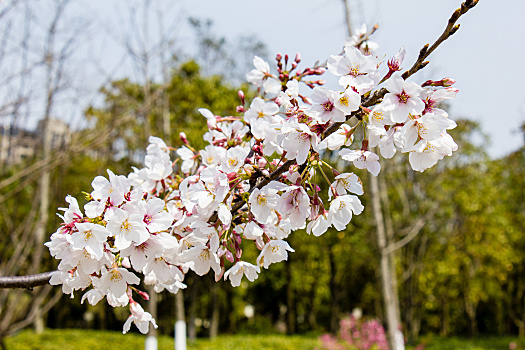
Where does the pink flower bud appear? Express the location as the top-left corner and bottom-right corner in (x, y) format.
(135, 289), (150, 301)
(295, 52), (301, 63)
(236, 106), (244, 113)
(276, 53), (282, 61)
(238, 90), (245, 104)
(179, 132), (188, 145)
(257, 157), (267, 168)
(235, 247), (242, 259)
(442, 77), (456, 87)
(225, 250), (234, 263)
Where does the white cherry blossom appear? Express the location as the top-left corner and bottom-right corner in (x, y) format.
(329, 195), (364, 231)
(257, 240), (295, 269)
(224, 261), (260, 287)
(340, 149), (381, 176)
(123, 302), (158, 334)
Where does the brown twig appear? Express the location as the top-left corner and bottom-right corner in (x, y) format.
(401, 0), (479, 80)
(0, 271), (57, 290)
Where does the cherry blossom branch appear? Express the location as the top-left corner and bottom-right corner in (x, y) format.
(0, 271), (57, 290)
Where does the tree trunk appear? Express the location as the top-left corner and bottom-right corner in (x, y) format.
(286, 258), (296, 334)
(209, 282), (219, 338)
(32, 118), (52, 334)
(146, 286), (158, 350)
(464, 297), (478, 337)
(328, 245), (340, 333)
(440, 297), (450, 336)
(175, 290), (186, 350)
(370, 173), (403, 350)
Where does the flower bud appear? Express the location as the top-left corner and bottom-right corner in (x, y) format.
(236, 106), (244, 113)
(225, 250), (234, 263)
(442, 77), (456, 87)
(276, 53), (282, 61)
(235, 247), (242, 259)
(179, 132), (189, 145)
(238, 90), (245, 105)
(295, 52), (301, 63)
(135, 289), (150, 301)
(257, 157), (267, 168)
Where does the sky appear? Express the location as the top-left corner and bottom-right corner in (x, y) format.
(4, 0), (523, 159)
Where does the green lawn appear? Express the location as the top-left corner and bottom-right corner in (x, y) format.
(409, 335), (525, 350)
(4, 329), (321, 350)
(4, 329), (525, 350)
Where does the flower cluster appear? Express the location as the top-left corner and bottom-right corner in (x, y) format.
(46, 35), (459, 334)
(317, 314), (389, 350)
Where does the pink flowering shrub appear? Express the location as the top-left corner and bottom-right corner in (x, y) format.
(318, 315), (389, 350)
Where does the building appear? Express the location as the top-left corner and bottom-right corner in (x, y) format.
(0, 118), (70, 165)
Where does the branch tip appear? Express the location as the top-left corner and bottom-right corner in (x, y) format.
(419, 44), (429, 58)
(449, 24), (461, 36)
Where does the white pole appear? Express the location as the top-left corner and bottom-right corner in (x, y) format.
(146, 336), (158, 350)
(175, 320), (187, 350)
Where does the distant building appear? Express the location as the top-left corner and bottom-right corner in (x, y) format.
(0, 118), (70, 165)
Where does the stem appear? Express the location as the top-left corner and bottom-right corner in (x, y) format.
(0, 271), (57, 290)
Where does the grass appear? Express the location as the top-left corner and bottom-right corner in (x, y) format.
(4, 329), (321, 350)
(4, 329), (525, 350)
(410, 335), (525, 350)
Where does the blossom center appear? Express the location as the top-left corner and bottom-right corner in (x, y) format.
(397, 91), (409, 104)
(372, 110), (384, 122)
(199, 250), (210, 262)
(121, 220), (132, 233)
(321, 101), (334, 111)
(257, 195), (267, 206)
(339, 96), (349, 107)
(349, 63), (360, 77)
(228, 158), (239, 167)
(110, 270), (123, 282)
